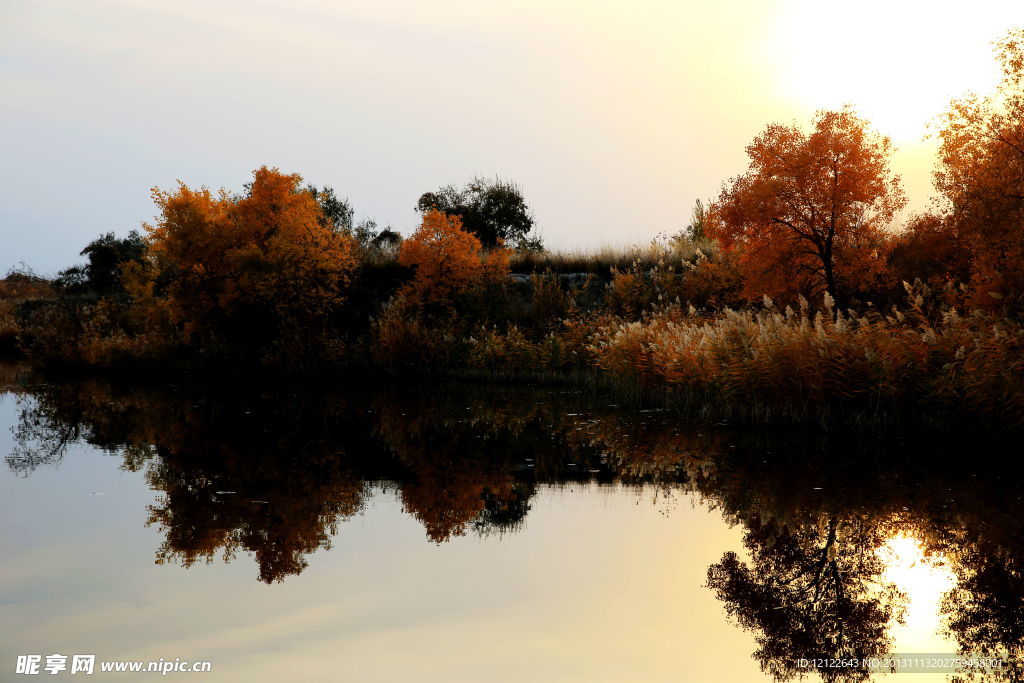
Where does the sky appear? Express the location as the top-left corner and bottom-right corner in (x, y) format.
(2, 0), (1023, 275)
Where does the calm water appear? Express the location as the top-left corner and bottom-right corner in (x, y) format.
(1, 364), (1021, 682)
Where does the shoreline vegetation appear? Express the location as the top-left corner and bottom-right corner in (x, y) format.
(4, 32), (1024, 433)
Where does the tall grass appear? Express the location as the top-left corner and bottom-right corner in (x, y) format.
(589, 291), (1024, 430)
(509, 236), (713, 278)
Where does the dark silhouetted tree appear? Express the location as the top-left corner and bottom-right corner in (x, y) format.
(416, 176), (540, 250)
(55, 231), (146, 295)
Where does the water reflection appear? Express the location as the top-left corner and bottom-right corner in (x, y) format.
(5, 376), (617, 582)
(4, 368), (1024, 681)
(706, 513), (899, 681)
(879, 535), (955, 652)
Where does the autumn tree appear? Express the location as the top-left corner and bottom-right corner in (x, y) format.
(935, 29), (1024, 309)
(0, 268), (52, 301)
(711, 109), (905, 305)
(397, 209), (509, 307)
(130, 166), (358, 353)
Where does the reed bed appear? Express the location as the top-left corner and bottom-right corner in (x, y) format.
(588, 295), (1024, 430)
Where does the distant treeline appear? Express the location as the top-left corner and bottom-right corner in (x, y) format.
(3, 31), (1024, 431)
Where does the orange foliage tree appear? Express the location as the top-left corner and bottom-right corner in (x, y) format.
(397, 209), (509, 307)
(711, 108), (905, 305)
(935, 29), (1024, 309)
(130, 166), (358, 350)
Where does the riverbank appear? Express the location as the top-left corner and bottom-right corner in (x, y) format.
(4, 287), (1022, 436)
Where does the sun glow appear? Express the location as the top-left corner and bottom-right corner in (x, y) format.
(878, 533), (957, 651)
(777, 0), (1021, 143)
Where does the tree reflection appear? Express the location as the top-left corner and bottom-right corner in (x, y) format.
(372, 397), (548, 542)
(7, 370), (1024, 680)
(920, 495), (1024, 681)
(5, 378), (596, 580)
(578, 419), (1024, 681)
(7, 394), (82, 476)
(942, 545), (1024, 681)
(707, 513), (899, 681)
(473, 482), (535, 537)
(145, 451), (366, 584)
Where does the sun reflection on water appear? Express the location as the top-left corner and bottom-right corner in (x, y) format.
(879, 533), (958, 652)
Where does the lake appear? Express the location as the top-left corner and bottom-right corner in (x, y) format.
(2, 363), (1020, 681)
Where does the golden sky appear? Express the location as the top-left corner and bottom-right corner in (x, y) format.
(2, 0), (1022, 272)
